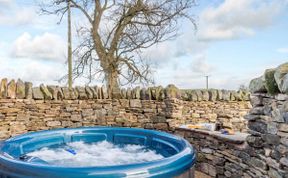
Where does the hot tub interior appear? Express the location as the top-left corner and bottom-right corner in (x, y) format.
(21, 141), (165, 167)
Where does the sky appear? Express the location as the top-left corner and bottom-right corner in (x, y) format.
(0, 0), (287, 90)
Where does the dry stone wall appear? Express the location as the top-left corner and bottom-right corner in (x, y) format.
(0, 99), (174, 139)
(181, 101), (250, 132)
(245, 94), (288, 178)
(0, 62), (287, 177)
(175, 128), (250, 177)
(0, 78), (251, 139)
(0, 98), (251, 140)
(175, 93), (288, 178)
(175, 63), (288, 178)
(247, 62), (288, 177)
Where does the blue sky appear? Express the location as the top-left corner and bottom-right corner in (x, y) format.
(0, 0), (287, 89)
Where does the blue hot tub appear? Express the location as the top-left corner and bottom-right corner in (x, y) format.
(0, 127), (196, 178)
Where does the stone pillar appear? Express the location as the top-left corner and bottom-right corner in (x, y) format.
(247, 62), (288, 178)
(165, 98), (184, 131)
(246, 93), (288, 177)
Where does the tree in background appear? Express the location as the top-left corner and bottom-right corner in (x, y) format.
(40, 0), (195, 98)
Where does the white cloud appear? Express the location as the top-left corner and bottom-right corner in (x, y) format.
(11, 32), (66, 62)
(198, 0), (287, 41)
(155, 63), (256, 90)
(0, 55), (104, 87)
(0, 0), (64, 31)
(143, 42), (175, 63)
(0, 0), (12, 6)
(0, 57), (66, 85)
(148, 0), (288, 90)
(277, 47), (288, 53)
(22, 61), (64, 84)
(154, 54), (217, 89)
(0, 2), (37, 26)
(143, 24), (206, 65)
(191, 54), (215, 74)
(0, 0), (286, 90)
(145, 0), (287, 64)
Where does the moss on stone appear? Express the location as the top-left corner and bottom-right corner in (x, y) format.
(249, 76), (267, 93)
(274, 62), (288, 93)
(165, 84), (181, 99)
(264, 68), (280, 95)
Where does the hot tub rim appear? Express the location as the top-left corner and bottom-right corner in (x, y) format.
(0, 127), (196, 177)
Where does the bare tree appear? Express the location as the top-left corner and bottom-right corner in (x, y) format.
(40, 0), (196, 98)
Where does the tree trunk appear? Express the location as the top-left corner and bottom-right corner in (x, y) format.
(106, 68), (121, 99)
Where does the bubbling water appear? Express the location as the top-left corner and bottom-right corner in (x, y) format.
(26, 141), (164, 167)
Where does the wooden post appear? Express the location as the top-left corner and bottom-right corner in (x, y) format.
(67, 0), (73, 89)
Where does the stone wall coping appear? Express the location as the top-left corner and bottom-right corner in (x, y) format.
(252, 92), (288, 99)
(176, 127), (250, 144)
(0, 78), (250, 101)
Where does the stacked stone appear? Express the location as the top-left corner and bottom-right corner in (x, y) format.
(175, 104), (288, 178)
(0, 78), (249, 102)
(0, 78), (251, 139)
(245, 62), (288, 178)
(119, 86), (250, 101)
(181, 100), (251, 132)
(0, 98), (176, 139)
(37, 85), (109, 100)
(249, 62), (288, 95)
(244, 62), (288, 177)
(0, 78), (111, 100)
(181, 89), (250, 102)
(175, 128), (250, 178)
(0, 78), (28, 99)
(121, 84), (179, 101)
(245, 93), (288, 178)
(171, 63), (288, 178)
(0, 98), (251, 141)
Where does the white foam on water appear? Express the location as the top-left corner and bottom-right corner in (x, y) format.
(26, 141), (164, 167)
